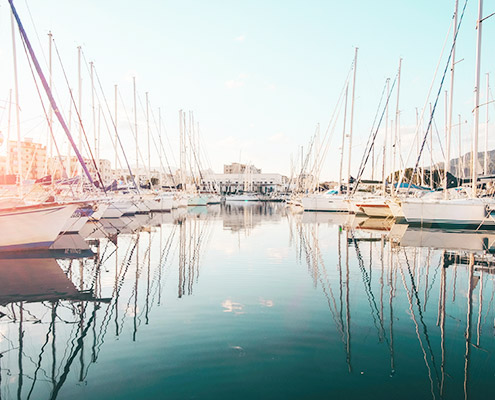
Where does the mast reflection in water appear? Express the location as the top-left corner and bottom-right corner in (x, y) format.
(0, 205), (494, 399)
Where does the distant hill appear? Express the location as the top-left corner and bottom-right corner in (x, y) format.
(433, 150), (494, 178)
(447, 150), (495, 177)
(394, 150), (495, 189)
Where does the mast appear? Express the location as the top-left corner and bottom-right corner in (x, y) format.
(416, 107), (425, 186)
(338, 84), (349, 194)
(90, 62), (97, 167)
(67, 94), (72, 177)
(382, 79), (390, 194)
(445, 0), (459, 198)
(444, 90), (448, 193)
(179, 110), (184, 189)
(98, 105), (101, 178)
(146, 91), (151, 186)
(48, 31), (53, 171)
(159, 107), (163, 187)
(133, 77), (139, 184)
(429, 103), (433, 187)
(484, 73), (489, 175)
(11, 10), (22, 195)
(458, 114), (463, 179)
(347, 47), (358, 195)
(471, 0), (483, 197)
(114, 84), (118, 171)
(392, 58), (402, 191)
(77, 46), (82, 178)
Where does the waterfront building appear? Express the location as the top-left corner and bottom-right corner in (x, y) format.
(224, 162), (261, 174)
(7, 138), (47, 181)
(202, 172), (288, 194)
(48, 157), (113, 185)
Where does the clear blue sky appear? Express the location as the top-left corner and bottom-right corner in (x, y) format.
(0, 0), (493, 180)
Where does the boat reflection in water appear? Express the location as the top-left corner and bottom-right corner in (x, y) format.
(0, 205), (494, 399)
(292, 212), (495, 400)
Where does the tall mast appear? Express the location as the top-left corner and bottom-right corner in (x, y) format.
(11, 11), (22, 195)
(90, 62), (97, 166)
(382, 79), (390, 194)
(67, 94), (72, 177)
(179, 110), (184, 188)
(429, 103), (434, 187)
(146, 92), (151, 184)
(458, 114), (463, 179)
(393, 58), (402, 190)
(347, 47), (358, 195)
(133, 77), (139, 182)
(444, 90), (448, 188)
(338, 84), (349, 194)
(97, 105), (101, 176)
(472, 0), (483, 197)
(184, 112), (188, 190)
(457, 114), (464, 179)
(159, 107), (163, 187)
(114, 84), (118, 171)
(48, 31), (53, 169)
(445, 0), (458, 198)
(416, 107), (424, 186)
(77, 46), (82, 178)
(484, 73), (489, 175)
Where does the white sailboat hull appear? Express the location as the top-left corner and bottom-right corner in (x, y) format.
(0, 203), (78, 251)
(302, 194), (349, 212)
(401, 198), (494, 228)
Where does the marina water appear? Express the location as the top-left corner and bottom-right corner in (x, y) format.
(0, 203), (493, 399)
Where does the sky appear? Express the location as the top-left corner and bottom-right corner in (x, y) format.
(0, 0), (494, 181)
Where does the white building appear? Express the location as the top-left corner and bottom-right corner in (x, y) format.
(202, 172), (288, 194)
(223, 162), (261, 174)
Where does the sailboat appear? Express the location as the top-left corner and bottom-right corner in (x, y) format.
(0, 202), (79, 251)
(400, 0), (495, 229)
(0, 1), (112, 251)
(302, 188), (350, 212)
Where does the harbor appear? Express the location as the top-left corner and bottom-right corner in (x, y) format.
(1, 204), (495, 399)
(1, 0), (495, 398)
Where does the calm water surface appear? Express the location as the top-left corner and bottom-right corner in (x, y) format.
(1, 203), (494, 399)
